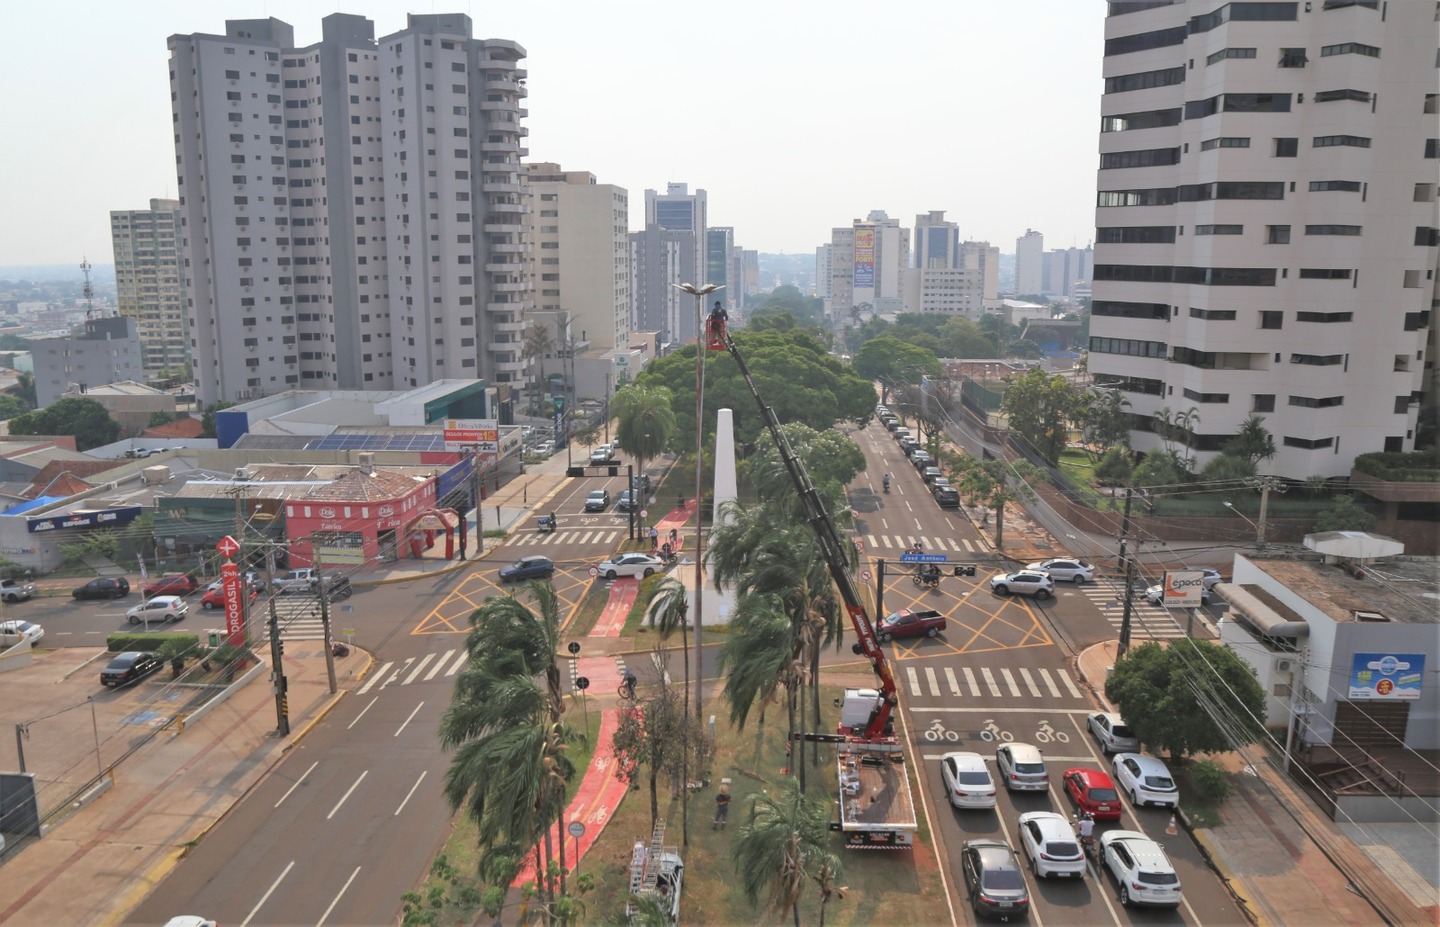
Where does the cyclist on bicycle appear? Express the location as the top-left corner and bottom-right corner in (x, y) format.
(621, 670), (637, 699)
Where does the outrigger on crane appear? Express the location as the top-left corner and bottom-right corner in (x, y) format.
(718, 329), (917, 848)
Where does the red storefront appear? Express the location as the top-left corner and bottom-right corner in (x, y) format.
(284, 466), (448, 568)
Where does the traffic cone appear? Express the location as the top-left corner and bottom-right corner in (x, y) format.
(1166, 814), (1178, 835)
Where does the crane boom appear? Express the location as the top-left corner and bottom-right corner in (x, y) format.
(722, 334), (897, 740)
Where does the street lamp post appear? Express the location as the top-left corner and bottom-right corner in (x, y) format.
(677, 282), (722, 722)
(1223, 501), (1263, 548)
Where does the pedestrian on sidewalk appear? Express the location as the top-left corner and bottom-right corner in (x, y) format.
(713, 784), (731, 830)
(668, 527), (678, 549)
(649, 525), (659, 549)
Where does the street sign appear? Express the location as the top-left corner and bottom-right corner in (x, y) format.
(860, 570), (872, 583)
(588, 566), (599, 577)
(639, 509), (649, 519)
(216, 535), (241, 558)
(575, 676), (590, 690)
(899, 552), (948, 564)
(443, 418), (498, 453)
(567, 641), (581, 655)
(568, 821), (586, 838)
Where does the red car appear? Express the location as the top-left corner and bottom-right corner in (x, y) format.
(876, 608), (946, 642)
(200, 586), (257, 610)
(1063, 767), (1123, 821)
(142, 573), (198, 598)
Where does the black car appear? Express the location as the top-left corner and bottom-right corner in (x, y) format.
(616, 490), (639, 513)
(499, 556), (556, 583)
(73, 577), (131, 600)
(584, 489), (611, 512)
(961, 839), (1031, 920)
(100, 651), (162, 688)
(934, 486), (961, 509)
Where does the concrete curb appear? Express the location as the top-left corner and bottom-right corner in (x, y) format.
(1190, 826), (1271, 927)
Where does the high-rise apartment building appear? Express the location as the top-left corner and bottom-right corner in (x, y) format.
(908, 211), (1001, 318)
(1091, 0), (1438, 479)
(1041, 246), (1094, 299)
(111, 199), (186, 380)
(169, 14), (531, 405)
(522, 163), (630, 352)
(814, 244), (833, 299)
(645, 183), (707, 288)
(629, 226), (695, 344)
(827, 212), (910, 319)
(1014, 229), (1045, 296)
(706, 227), (734, 310)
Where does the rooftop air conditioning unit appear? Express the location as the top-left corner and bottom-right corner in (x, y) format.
(234, 467), (252, 481)
(1274, 658), (1294, 673)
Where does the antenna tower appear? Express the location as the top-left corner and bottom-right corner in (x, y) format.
(80, 257), (96, 319)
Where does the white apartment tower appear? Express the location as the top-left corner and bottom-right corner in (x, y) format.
(1091, 0), (1439, 479)
(169, 14), (532, 405)
(1015, 229), (1045, 296)
(828, 212), (910, 319)
(522, 163), (630, 351)
(111, 198), (186, 380)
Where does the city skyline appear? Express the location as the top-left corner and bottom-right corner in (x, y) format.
(3, 1), (1103, 267)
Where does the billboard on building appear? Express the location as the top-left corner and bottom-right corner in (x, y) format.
(853, 228), (875, 289)
(442, 418), (498, 453)
(1159, 570), (1205, 608)
(1348, 652), (1425, 700)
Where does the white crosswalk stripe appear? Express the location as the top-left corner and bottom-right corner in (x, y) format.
(507, 529), (625, 548)
(1082, 578), (1188, 639)
(902, 664), (1088, 702)
(866, 535), (982, 553)
(356, 649), (470, 693)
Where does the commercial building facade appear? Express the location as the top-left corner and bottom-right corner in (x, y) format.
(1090, 0), (1439, 479)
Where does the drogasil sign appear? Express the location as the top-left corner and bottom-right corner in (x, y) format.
(1162, 571), (1205, 608)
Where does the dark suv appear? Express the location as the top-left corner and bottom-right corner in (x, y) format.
(961, 839), (1030, 919)
(73, 577), (131, 600)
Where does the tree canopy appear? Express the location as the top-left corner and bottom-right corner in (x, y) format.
(850, 336), (941, 390)
(633, 329), (875, 450)
(1104, 639), (1267, 762)
(999, 366), (1073, 463)
(8, 397), (119, 451)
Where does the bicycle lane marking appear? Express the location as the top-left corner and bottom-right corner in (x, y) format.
(590, 578), (639, 637)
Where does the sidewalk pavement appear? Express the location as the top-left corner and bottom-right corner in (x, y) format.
(1077, 640), (1438, 927)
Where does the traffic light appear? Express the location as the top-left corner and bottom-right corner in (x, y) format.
(953, 564), (977, 577)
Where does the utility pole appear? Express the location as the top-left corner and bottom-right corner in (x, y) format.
(876, 559), (886, 618)
(267, 596), (290, 735)
(1116, 487), (1136, 659)
(1249, 475), (1286, 550)
(318, 571), (337, 694)
(627, 464), (636, 541)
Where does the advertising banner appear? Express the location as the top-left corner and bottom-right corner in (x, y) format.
(853, 227), (875, 289)
(442, 418), (499, 453)
(221, 561), (246, 646)
(27, 505), (145, 533)
(1348, 652), (1425, 700)
(1160, 570), (1205, 608)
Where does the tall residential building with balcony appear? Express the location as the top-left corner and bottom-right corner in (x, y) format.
(169, 13), (531, 405)
(1091, 0), (1438, 479)
(110, 199), (186, 380)
(522, 162), (630, 351)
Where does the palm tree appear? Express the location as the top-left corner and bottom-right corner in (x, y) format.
(612, 384), (677, 494)
(439, 584), (577, 909)
(521, 322), (555, 415)
(645, 577), (693, 843)
(732, 778), (845, 927)
(1226, 414), (1277, 467)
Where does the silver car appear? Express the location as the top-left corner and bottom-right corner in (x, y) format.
(995, 743), (1049, 792)
(1088, 711), (1140, 754)
(1026, 558), (1096, 584)
(988, 571), (1055, 599)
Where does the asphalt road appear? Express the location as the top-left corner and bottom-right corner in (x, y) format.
(126, 463), (637, 927)
(858, 417), (1242, 925)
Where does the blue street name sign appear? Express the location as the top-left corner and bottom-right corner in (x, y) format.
(899, 552), (948, 564)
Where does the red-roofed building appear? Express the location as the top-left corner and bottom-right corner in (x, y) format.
(143, 416), (205, 439)
(283, 460), (442, 568)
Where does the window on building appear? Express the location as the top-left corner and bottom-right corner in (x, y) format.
(1252, 394), (1276, 413)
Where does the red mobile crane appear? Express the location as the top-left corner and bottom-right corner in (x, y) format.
(723, 333), (917, 848)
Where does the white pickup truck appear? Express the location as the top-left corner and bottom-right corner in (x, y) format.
(270, 568), (320, 594)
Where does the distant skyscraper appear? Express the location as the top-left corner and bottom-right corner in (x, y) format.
(1015, 229), (1044, 296)
(814, 244), (833, 299)
(1091, 0), (1439, 478)
(706, 226), (734, 309)
(1041, 246), (1094, 299)
(645, 183), (707, 289)
(522, 163), (630, 352)
(111, 199), (185, 380)
(629, 226), (695, 344)
(914, 210), (960, 269)
(828, 212), (909, 319)
(169, 14), (531, 404)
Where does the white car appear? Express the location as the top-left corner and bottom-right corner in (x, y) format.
(995, 742), (1049, 792)
(1016, 811), (1086, 879)
(1088, 711), (1140, 754)
(588, 447), (613, 465)
(1112, 753), (1179, 809)
(988, 571), (1055, 599)
(1099, 830), (1183, 908)
(0, 619), (45, 647)
(595, 553), (665, 580)
(127, 595), (189, 625)
(1026, 558), (1096, 584)
(939, 751), (997, 809)
(1144, 583), (1212, 606)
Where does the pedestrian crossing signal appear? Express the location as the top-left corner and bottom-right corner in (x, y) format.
(953, 564), (977, 577)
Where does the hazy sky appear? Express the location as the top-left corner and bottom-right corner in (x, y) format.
(4, 1), (1104, 267)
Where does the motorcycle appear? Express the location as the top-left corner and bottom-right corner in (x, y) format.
(537, 515), (558, 533)
(882, 476), (891, 494)
(912, 571), (940, 590)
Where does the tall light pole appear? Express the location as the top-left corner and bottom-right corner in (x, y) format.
(1223, 501), (1263, 547)
(677, 282), (721, 721)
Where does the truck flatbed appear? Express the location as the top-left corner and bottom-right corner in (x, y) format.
(837, 743), (916, 832)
